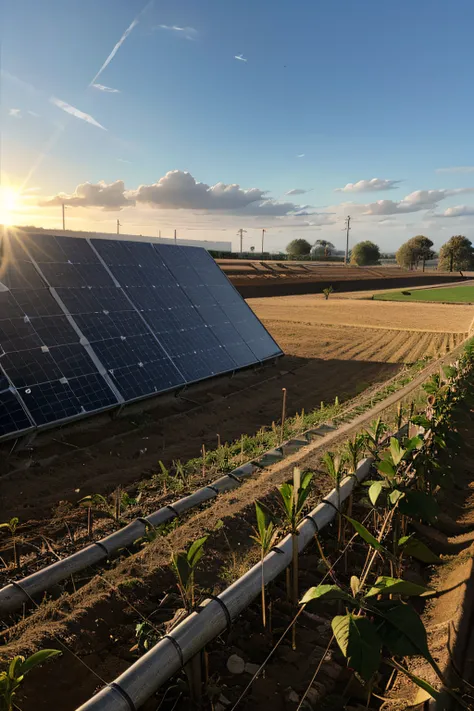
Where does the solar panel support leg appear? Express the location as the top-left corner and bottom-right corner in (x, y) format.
(10, 431), (37, 455)
(111, 404), (125, 420)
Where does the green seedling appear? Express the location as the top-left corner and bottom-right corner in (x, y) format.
(322, 285), (334, 300)
(0, 518), (19, 569)
(322, 452), (346, 544)
(171, 535), (208, 613)
(0, 650), (61, 711)
(250, 502), (279, 628)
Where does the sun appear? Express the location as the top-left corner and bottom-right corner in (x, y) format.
(0, 186), (21, 225)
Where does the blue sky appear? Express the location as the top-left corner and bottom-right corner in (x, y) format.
(2, 0), (474, 251)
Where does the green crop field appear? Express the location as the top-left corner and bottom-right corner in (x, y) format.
(373, 284), (474, 303)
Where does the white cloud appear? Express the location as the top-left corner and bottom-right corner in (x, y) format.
(364, 188), (474, 215)
(117, 158), (132, 164)
(335, 178), (401, 193)
(92, 83), (120, 93)
(27, 110), (40, 117)
(39, 170), (307, 216)
(297, 154), (305, 158)
(40, 180), (131, 210)
(437, 205), (474, 217)
(8, 108), (21, 118)
(286, 188), (308, 195)
(50, 97), (106, 130)
(436, 166), (474, 174)
(157, 25), (198, 40)
(234, 54), (247, 62)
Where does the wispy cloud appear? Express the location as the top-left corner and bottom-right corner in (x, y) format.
(50, 97), (106, 130)
(27, 110), (40, 117)
(8, 108), (21, 118)
(90, 17), (139, 85)
(335, 178), (401, 193)
(286, 188), (310, 195)
(117, 158), (131, 164)
(92, 83), (120, 93)
(436, 166), (474, 174)
(157, 25), (198, 40)
(234, 54), (247, 62)
(297, 153), (305, 158)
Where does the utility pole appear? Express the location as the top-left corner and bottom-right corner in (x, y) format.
(237, 228), (247, 255)
(261, 228), (266, 256)
(62, 203), (66, 231)
(344, 215), (351, 265)
(159, 230), (161, 238)
(116, 219), (121, 235)
(174, 229), (177, 243)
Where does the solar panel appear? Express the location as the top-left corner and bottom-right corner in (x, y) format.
(0, 230), (282, 441)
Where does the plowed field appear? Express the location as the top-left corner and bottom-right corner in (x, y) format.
(249, 294), (473, 363)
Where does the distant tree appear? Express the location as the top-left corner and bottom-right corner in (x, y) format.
(438, 235), (474, 272)
(313, 239), (335, 257)
(396, 235), (435, 270)
(350, 241), (381, 266)
(250, 246), (255, 253)
(286, 238), (312, 257)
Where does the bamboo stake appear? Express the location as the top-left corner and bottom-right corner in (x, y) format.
(216, 433), (221, 449)
(280, 387), (287, 443)
(201, 445), (206, 477)
(292, 466), (301, 650)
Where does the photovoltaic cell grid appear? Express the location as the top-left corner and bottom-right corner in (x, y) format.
(0, 232), (282, 440)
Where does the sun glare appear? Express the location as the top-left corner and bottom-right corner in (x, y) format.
(0, 186), (21, 225)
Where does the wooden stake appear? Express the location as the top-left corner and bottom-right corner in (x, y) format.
(201, 444), (206, 477)
(292, 467), (301, 650)
(280, 387), (287, 443)
(241, 435), (244, 463)
(217, 433), (221, 449)
(87, 506), (92, 538)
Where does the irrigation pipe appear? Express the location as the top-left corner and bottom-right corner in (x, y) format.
(0, 340), (468, 617)
(75, 457), (372, 711)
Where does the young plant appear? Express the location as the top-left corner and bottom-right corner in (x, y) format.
(278, 468), (313, 648)
(0, 518), (19, 569)
(250, 502), (279, 628)
(364, 417), (388, 458)
(0, 650), (61, 711)
(171, 536), (208, 613)
(322, 285), (334, 300)
(322, 452), (346, 544)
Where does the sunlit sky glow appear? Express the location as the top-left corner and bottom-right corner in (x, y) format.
(2, 0), (474, 251)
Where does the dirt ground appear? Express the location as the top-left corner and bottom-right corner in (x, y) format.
(248, 294), (474, 333)
(1, 295), (469, 525)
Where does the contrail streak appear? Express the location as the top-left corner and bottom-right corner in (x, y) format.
(90, 18), (138, 85)
(50, 97), (107, 130)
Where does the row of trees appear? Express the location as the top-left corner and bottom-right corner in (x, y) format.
(286, 237), (381, 265)
(396, 235), (474, 271)
(287, 235), (474, 270)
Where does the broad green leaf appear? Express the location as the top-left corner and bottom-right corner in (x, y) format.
(399, 490), (439, 522)
(393, 663), (440, 701)
(8, 655), (25, 680)
(411, 415), (431, 429)
(378, 602), (432, 660)
(172, 551), (190, 588)
(346, 516), (384, 552)
(377, 459), (396, 478)
(19, 650), (61, 676)
(365, 576), (432, 598)
(350, 576), (360, 597)
(255, 502), (268, 540)
(399, 536), (441, 564)
(390, 438), (405, 466)
(369, 482), (384, 506)
(300, 584), (352, 605)
(300, 470), (313, 491)
(442, 365), (456, 380)
(279, 482), (294, 521)
(332, 614), (381, 681)
(187, 535), (208, 568)
(404, 436), (423, 454)
(389, 489), (404, 506)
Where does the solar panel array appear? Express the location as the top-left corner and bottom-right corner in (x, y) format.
(0, 232), (282, 441)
